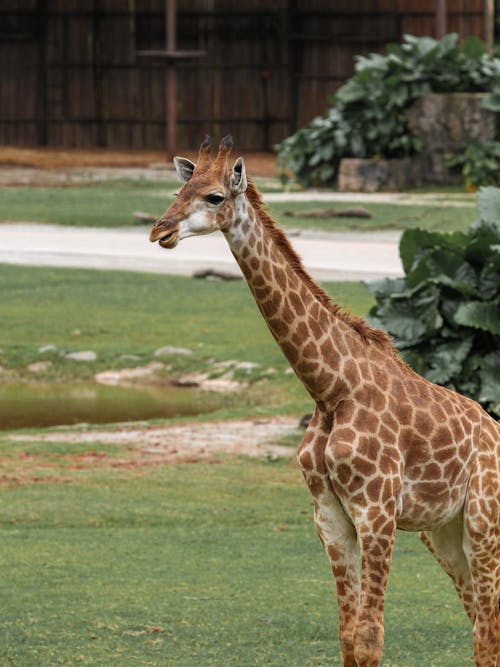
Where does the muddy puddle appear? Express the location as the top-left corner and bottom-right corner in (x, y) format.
(0, 382), (224, 430)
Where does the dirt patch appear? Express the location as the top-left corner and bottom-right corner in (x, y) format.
(8, 416), (300, 474)
(0, 147), (278, 184)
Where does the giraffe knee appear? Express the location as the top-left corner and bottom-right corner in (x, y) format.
(353, 620), (384, 667)
(472, 619), (500, 667)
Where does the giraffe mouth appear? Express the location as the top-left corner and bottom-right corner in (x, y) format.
(157, 229), (179, 249)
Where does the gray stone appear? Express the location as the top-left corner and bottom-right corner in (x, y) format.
(38, 344), (58, 354)
(27, 361), (52, 373)
(154, 346), (193, 357)
(64, 351), (97, 362)
(406, 93), (495, 150)
(338, 158), (422, 192)
(405, 93), (496, 186)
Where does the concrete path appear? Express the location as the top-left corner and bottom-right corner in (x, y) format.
(0, 222), (402, 282)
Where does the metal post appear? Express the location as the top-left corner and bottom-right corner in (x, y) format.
(483, 0), (494, 51)
(36, 0), (48, 145)
(165, 0), (177, 160)
(436, 0), (447, 39)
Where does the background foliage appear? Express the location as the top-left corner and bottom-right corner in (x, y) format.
(368, 187), (500, 418)
(276, 34), (500, 187)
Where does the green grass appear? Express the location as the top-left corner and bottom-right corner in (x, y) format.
(0, 453), (471, 666)
(0, 264), (373, 416)
(0, 179), (178, 227)
(0, 180), (478, 233)
(0, 178), (477, 665)
(270, 199), (477, 233)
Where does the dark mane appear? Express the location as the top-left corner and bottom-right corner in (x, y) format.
(245, 180), (392, 348)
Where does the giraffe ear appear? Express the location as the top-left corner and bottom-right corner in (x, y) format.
(173, 157), (196, 183)
(230, 157), (247, 195)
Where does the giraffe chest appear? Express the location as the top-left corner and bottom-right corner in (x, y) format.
(324, 394), (477, 533)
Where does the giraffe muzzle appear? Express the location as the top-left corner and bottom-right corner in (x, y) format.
(150, 220), (179, 249)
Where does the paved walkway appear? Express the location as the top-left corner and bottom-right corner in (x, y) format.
(0, 222), (402, 282)
(0, 163), (475, 281)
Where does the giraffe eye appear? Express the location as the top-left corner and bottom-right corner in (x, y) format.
(205, 194), (225, 206)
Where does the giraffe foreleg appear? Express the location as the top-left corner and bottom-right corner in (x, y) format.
(297, 408), (360, 667)
(351, 517), (396, 667)
(313, 495), (360, 667)
(324, 432), (399, 667)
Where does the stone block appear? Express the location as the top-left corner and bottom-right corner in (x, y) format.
(406, 93), (495, 151)
(337, 157), (423, 192)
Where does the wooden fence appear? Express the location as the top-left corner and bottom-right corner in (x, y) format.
(0, 0), (493, 151)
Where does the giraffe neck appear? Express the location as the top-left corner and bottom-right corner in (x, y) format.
(223, 183), (380, 406)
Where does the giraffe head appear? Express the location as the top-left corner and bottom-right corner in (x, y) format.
(150, 135), (247, 249)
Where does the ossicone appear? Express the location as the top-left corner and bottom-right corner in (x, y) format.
(218, 135), (233, 151)
(200, 135), (212, 150)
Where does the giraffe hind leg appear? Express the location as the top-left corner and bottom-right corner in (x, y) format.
(463, 465), (500, 667)
(419, 511), (475, 623)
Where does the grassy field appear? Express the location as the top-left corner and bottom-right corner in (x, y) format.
(0, 450), (471, 666)
(0, 175), (476, 665)
(0, 179), (478, 233)
(0, 263), (373, 417)
(0, 263), (473, 665)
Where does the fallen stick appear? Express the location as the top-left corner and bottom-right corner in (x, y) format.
(284, 207), (372, 219)
(193, 269), (242, 281)
(133, 211), (157, 224)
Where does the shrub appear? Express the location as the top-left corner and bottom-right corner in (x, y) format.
(367, 187), (500, 419)
(445, 141), (500, 190)
(276, 34), (500, 187)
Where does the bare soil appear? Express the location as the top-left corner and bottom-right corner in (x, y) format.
(0, 146), (278, 179)
(7, 416), (299, 481)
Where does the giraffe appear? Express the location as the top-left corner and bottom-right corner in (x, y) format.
(149, 136), (500, 667)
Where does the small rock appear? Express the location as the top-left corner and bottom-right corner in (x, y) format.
(119, 354), (141, 361)
(173, 372), (208, 388)
(199, 378), (242, 392)
(64, 351), (97, 362)
(154, 346), (192, 357)
(213, 360), (238, 369)
(95, 362), (163, 385)
(27, 361), (52, 373)
(234, 361), (260, 370)
(38, 344), (58, 354)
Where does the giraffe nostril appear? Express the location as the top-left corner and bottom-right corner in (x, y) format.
(149, 219), (170, 243)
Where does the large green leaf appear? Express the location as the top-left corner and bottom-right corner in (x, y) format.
(453, 300), (500, 335)
(476, 186), (500, 225)
(422, 338), (473, 385)
(374, 285), (442, 344)
(479, 352), (500, 403)
(461, 35), (487, 58)
(478, 259), (500, 299)
(365, 277), (407, 301)
(406, 247), (478, 295)
(399, 228), (468, 276)
(466, 218), (500, 264)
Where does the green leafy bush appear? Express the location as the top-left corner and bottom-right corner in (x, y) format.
(367, 187), (500, 418)
(277, 34), (500, 187)
(446, 141), (500, 190)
